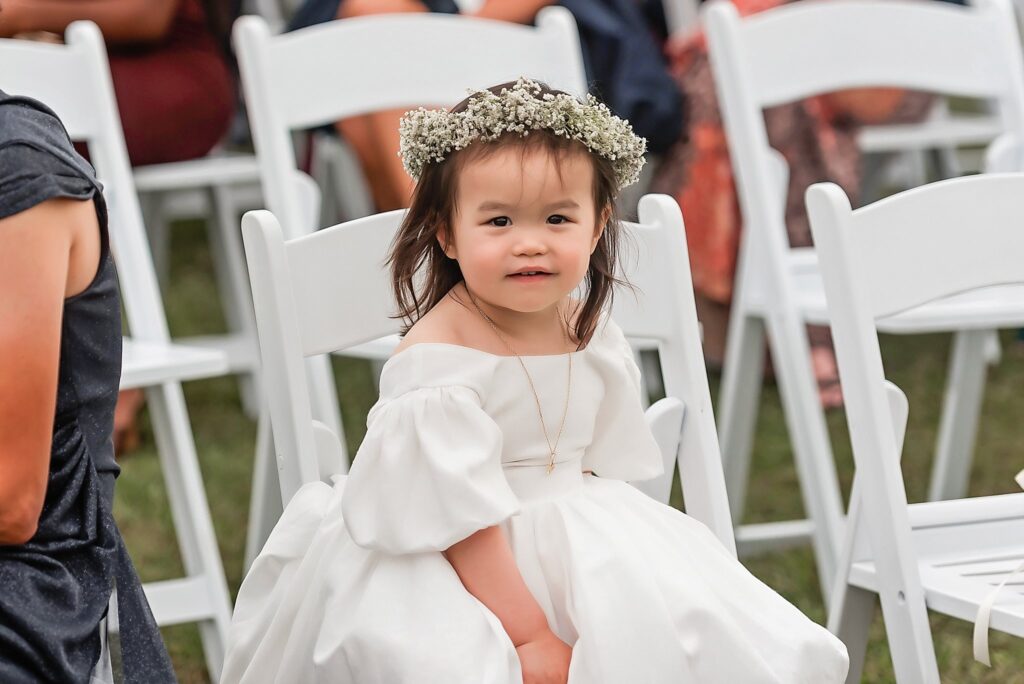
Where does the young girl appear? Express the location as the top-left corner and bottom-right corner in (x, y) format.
(224, 78), (848, 683)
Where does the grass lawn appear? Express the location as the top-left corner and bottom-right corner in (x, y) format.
(115, 219), (1024, 682)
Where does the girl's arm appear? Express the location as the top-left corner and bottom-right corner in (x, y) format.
(471, 0), (554, 24)
(0, 198), (94, 544)
(444, 525), (552, 646)
(0, 0), (178, 43)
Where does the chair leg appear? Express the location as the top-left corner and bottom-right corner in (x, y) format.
(244, 409), (283, 572)
(928, 329), (991, 501)
(306, 354), (348, 470)
(315, 132), (375, 222)
(208, 185), (262, 420)
(829, 582), (874, 684)
(717, 310), (767, 524)
(876, 582), (941, 684)
(140, 192), (173, 289)
(828, 476), (871, 684)
(145, 383), (233, 680)
(764, 310), (845, 602)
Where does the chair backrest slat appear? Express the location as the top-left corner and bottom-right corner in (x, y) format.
(809, 175), (1024, 320)
(735, 0), (1020, 109)
(286, 210), (404, 355)
(258, 12), (586, 129)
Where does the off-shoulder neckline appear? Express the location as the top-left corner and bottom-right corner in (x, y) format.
(384, 340), (591, 369)
(382, 313), (617, 371)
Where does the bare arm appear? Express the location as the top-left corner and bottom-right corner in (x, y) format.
(0, 0), (178, 43)
(0, 198), (97, 544)
(471, 0), (553, 24)
(444, 525), (551, 645)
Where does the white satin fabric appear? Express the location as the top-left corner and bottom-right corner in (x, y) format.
(223, 319), (848, 683)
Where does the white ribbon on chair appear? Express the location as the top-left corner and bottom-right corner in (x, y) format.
(973, 468), (1024, 666)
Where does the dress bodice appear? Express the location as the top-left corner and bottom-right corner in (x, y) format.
(342, 317), (663, 555)
(382, 346), (601, 472)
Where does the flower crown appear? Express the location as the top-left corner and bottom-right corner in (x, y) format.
(398, 77), (647, 190)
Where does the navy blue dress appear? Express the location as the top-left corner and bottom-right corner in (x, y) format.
(0, 92), (174, 683)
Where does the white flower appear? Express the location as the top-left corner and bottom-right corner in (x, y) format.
(398, 77), (647, 190)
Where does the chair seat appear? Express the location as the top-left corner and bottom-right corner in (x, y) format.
(857, 113), (1003, 153)
(121, 338), (229, 390)
(849, 493), (1024, 637)
(786, 248), (1024, 333)
(133, 153), (261, 192)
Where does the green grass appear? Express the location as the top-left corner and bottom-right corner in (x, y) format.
(115, 219), (1024, 682)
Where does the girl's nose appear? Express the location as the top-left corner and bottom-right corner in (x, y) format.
(512, 228), (549, 256)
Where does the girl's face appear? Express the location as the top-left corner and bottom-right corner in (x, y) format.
(442, 145), (606, 316)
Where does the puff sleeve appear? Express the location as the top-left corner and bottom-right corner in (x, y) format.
(342, 385), (520, 555)
(582, 320), (664, 482)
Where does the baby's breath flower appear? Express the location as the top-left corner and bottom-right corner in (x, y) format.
(398, 77), (647, 190)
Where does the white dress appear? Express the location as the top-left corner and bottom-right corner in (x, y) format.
(223, 319), (848, 683)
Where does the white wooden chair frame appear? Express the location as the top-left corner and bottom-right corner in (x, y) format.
(0, 22), (234, 679)
(704, 0), (1024, 601)
(242, 193), (737, 554)
(233, 8), (591, 564)
(808, 175), (1024, 684)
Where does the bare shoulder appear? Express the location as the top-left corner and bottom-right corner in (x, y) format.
(391, 292), (476, 356)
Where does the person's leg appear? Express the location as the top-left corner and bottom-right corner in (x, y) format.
(368, 108), (415, 209)
(335, 114), (396, 211)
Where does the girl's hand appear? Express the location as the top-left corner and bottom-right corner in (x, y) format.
(515, 629), (572, 684)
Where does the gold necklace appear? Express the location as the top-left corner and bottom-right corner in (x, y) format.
(464, 289), (572, 475)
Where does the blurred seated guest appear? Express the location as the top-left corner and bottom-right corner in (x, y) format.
(0, 92), (173, 682)
(0, 0), (236, 167)
(649, 0), (932, 408)
(1, 0), (238, 451)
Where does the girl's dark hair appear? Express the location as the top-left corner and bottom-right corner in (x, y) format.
(387, 81), (626, 347)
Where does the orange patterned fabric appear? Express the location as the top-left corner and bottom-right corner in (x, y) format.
(650, 0), (929, 304)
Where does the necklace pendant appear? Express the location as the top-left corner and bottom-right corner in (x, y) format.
(546, 459), (555, 475)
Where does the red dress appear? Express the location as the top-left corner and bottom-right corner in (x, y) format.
(107, 0), (235, 167)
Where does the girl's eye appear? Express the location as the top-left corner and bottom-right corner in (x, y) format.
(548, 214), (569, 225)
(488, 216), (511, 227)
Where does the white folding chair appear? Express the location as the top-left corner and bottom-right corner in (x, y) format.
(808, 175), (1024, 684)
(705, 0), (1024, 600)
(233, 8), (591, 562)
(0, 22), (234, 679)
(242, 193), (737, 553)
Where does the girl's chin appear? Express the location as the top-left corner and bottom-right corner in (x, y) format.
(475, 294), (566, 316)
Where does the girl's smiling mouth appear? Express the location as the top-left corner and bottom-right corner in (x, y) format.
(507, 267), (555, 282)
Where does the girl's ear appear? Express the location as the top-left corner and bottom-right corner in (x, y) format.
(437, 227), (457, 260)
(591, 205), (613, 253)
